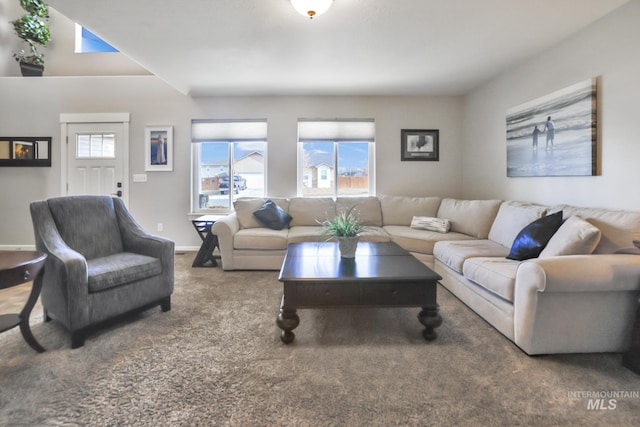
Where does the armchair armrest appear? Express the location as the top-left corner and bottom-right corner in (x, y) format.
(113, 198), (175, 260)
(30, 201), (89, 326)
(212, 213), (240, 270)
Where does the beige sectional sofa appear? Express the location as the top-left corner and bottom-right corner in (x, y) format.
(212, 195), (640, 355)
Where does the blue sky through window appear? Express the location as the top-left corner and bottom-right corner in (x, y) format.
(80, 27), (118, 52)
(304, 142), (369, 173)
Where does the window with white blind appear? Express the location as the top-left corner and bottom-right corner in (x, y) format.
(297, 119), (375, 197)
(191, 119), (267, 213)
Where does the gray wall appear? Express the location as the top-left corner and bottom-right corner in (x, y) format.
(0, 76), (463, 248)
(462, 0), (640, 210)
(3, 0), (639, 249)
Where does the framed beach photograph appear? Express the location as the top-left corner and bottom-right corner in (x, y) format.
(401, 129), (439, 161)
(145, 125), (173, 171)
(506, 78), (597, 177)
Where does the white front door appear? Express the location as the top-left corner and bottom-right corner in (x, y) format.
(64, 121), (127, 202)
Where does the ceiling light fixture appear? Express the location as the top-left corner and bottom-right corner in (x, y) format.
(290, 0), (334, 19)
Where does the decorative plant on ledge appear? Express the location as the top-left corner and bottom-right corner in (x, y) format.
(319, 206), (366, 258)
(12, 0), (51, 76)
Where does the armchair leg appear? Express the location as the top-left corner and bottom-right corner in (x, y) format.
(160, 296), (171, 312)
(71, 331), (86, 349)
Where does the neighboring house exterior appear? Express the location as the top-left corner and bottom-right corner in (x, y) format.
(303, 151), (334, 189)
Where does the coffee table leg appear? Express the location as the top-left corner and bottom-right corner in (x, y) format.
(276, 296), (299, 344)
(418, 304), (442, 341)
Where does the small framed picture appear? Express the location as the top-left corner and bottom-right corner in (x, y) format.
(12, 140), (35, 159)
(145, 126), (173, 171)
(401, 129), (439, 161)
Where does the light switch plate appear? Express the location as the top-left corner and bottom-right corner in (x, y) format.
(133, 174), (147, 182)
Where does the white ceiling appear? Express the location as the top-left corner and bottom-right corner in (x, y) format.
(47, 0), (629, 97)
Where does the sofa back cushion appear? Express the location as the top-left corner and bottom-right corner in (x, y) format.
(552, 205), (640, 254)
(539, 215), (601, 257)
(234, 197), (290, 229)
(234, 197), (267, 229)
(336, 196), (382, 227)
(379, 195), (441, 226)
(488, 201), (548, 248)
(288, 197), (336, 226)
(437, 199), (502, 239)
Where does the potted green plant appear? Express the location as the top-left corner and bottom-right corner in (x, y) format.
(319, 206), (366, 258)
(12, 0), (51, 76)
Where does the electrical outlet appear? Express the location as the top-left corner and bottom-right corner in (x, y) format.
(157, 223), (163, 232)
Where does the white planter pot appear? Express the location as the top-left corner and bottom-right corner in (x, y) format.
(338, 236), (359, 258)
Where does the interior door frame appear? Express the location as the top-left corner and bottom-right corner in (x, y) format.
(60, 112), (130, 206)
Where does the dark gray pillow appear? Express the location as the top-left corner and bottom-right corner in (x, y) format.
(507, 211), (563, 261)
(253, 199), (292, 230)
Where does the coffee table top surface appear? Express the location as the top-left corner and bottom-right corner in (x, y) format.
(278, 242), (441, 282)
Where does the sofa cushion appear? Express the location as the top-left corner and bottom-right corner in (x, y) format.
(287, 226), (326, 243)
(87, 253), (161, 293)
(552, 205), (640, 254)
(253, 199), (293, 230)
(437, 199), (503, 239)
(289, 197), (336, 227)
(507, 211), (563, 261)
(433, 239), (510, 274)
(539, 215), (601, 258)
(385, 226), (475, 255)
(379, 195), (441, 226)
(488, 201), (548, 248)
(336, 197), (382, 227)
(462, 257), (521, 303)
(234, 228), (289, 250)
(358, 227), (392, 243)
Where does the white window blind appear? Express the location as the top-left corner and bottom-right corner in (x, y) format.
(297, 119), (375, 142)
(192, 119), (267, 142)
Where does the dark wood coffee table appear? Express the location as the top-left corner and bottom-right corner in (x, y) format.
(276, 242), (442, 344)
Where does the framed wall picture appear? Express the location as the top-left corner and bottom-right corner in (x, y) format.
(0, 137), (52, 166)
(506, 78), (597, 177)
(145, 126), (173, 171)
(401, 129), (439, 161)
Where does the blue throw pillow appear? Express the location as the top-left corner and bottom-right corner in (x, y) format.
(507, 211), (563, 261)
(253, 200), (292, 230)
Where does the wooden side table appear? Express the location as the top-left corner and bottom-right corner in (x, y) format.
(191, 215), (223, 267)
(0, 250), (47, 353)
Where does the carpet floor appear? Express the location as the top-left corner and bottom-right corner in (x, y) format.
(1, 251), (638, 426)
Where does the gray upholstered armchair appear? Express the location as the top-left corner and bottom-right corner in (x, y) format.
(30, 195), (174, 348)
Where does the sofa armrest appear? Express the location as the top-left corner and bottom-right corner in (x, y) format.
(513, 254), (640, 354)
(212, 213), (240, 270)
(516, 254), (640, 294)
